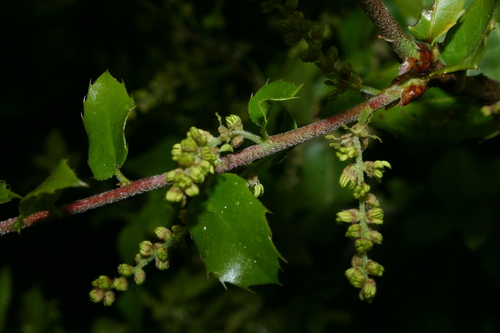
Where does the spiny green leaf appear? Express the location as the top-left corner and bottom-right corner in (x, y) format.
(408, 0), (465, 45)
(436, 0), (499, 74)
(0, 181), (22, 204)
(15, 159), (87, 231)
(187, 173), (283, 290)
(83, 71), (135, 181)
(248, 80), (302, 136)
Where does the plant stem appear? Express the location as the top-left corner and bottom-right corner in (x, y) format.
(355, 0), (419, 61)
(0, 78), (425, 235)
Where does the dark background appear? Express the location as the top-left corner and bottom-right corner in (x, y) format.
(1, 0), (500, 332)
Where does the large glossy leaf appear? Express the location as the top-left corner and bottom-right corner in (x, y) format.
(248, 80), (301, 136)
(83, 71), (135, 180)
(437, 0), (499, 74)
(408, 0), (465, 45)
(15, 159), (87, 231)
(0, 181), (21, 204)
(187, 173), (283, 290)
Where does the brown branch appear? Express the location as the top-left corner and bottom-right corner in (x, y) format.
(0, 80), (413, 235)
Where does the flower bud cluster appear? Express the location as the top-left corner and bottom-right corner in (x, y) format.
(328, 124), (390, 303)
(166, 127), (220, 206)
(89, 224), (186, 306)
(217, 114), (245, 151)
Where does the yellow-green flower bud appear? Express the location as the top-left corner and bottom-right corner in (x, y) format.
(103, 290), (115, 306)
(180, 137), (198, 152)
(366, 260), (384, 277)
(134, 254), (143, 264)
(171, 224), (187, 242)
(365, 193), (380, 209)
(154, 227), (172, 241)
(134, 269), (146, 285)
(187, 126), (201, 140)
(226, 114), (242, 130)
(345, 224), (362, 239)
(353, 183), (370, 199)
(339, 164), (357, 189)
(359, 279), (377, 303)
(366, 207), (384, 224)
(156, 246), (169, 262)
(300, 49), (317, 63)
(277, 19), (293, 33)
(336, 209), (360, 223)
(155, 258), (170, 271)
(166, 186), (184, 203)
(326, 46), (338, 64)
(284, 31), (301, 45)
(89, 288), (105, 303)
(345, 267), (366, 288)
(308, 40), (322, 53)
(299, 19), (312, 33)
(117, 263), (134, 277)
(261, 1), (277, 13)
(184, 183), (199, 197)
(284, 0), (298, 13)
(336, 146), (358, 161)
(176, 152), (195, 166)
(253, 183), (265, 198)
(171, 143), (182, 157)
(310, 23), (325, 40)
(139, 241), (154, 257)
(96, 275), (112, 290)
(369, 230), (383, 244)
(219, 143), (234, 153)
(351, 253), (363, 267)
(355, 238), (373, 254)
(188, 166), (205, 183)
(112, 277), (129, 291)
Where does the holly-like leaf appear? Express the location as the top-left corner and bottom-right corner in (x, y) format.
(248, 80), (302, 136)
(408, 0), (465, 45)
(0, 181), (22, 204)
(82, 71), (135, 180)
(15, 159), (87, 231)
(436, 0), (499, 74)
(187, 173), (283, 290)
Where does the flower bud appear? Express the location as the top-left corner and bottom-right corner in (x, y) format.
(219, 143), (234, 153)
(176, 152), (195, 166)
(351, 253), (363, 267)
(310, 23), (325, 40)
(166, 186), (184, 203)
(155, 258), (170, 271)
(156, 246), (169, 262)
(103, 290), (116, 306)
(171, 143), (182, 157)
(188, 166), (205, 183)
(353, 183), (370, 199)
(231, 135), (244, 148)
(308, 39), (322, 53)
(139, 241), (154, 257)
(277, 19), (293, 33)
(184, 183), (199, 197)
(226, 114), (242, 130)
(112, 277), (129, 291)
(359, 279), (377, 303)
(180, 137), (198, 152)
(299, 19), (311, 32)
(117, 263), (134, 277)
(355, 238), (373, 254)
(345, 224), (362, 239)
(154, 227), (172, 241)
(365, 260), (384, 277)
(261, 1), (277, 13)
(336, 209), (359, 223)
(284, 0), (299, 13)
(187, 126), (201, 140)
(345, 267), (366, 288)
(369, 230), (383, 244)
(365, 193), (380, 209)
(339, 164), (357, 189)
(134, 254), (143, 264)
(134, 268), (146, 285)
(366, 207), (384, 224)
(284, 31), (302, 45)
(90, 288), (105, 303)
(96, 275), (112, 290)
(300, 49), (317, 63)
(252, 183), (265, 198)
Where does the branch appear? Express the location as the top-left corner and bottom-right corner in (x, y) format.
(355, 0), (419, 61)
(0, 78), (426, 235)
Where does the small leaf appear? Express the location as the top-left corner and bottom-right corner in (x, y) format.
(187, 173), (283, 290)
(408, 0), (465, 45)
(15, 159), (87, 231)
(83, 71), (135, 180)
(248, 80), (302, 136)
(0, 181), (22, 204)
(436, 0), (499, 74)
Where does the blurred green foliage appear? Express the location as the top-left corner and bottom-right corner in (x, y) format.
(1, 0), (500, 332)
